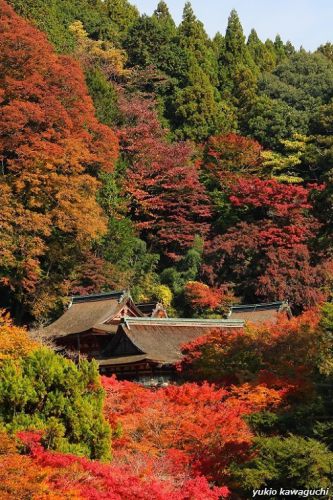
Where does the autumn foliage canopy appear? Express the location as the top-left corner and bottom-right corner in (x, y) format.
(119, 95), (211, 261)
(1, 1), (333, 498)
(0, 0), (118, 316)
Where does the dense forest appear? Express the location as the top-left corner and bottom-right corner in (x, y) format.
(0, 0), (333, 498)
(1, 0), (332, 322)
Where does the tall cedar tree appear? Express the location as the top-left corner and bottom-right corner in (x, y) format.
(124, 0), (178, 77)
(217, 9), (258, 114)
(247, 29), (276, 72)
(154, 1), (176, 31)
(177, 2), (217, 85)
(171, 3), (229, 141)
(0, 1), (118, 319)
(104, 0), (139, 43)
(118, 94), (211, 261)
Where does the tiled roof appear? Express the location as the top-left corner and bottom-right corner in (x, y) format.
(99, 317), (244, 366)
(135, 302), (168, 317)
(43, 291), (142, 338)
(229, 301), (291, 325)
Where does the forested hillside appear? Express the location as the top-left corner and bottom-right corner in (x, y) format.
(1, 1), (333, 497)
(0, 0), (331, 322)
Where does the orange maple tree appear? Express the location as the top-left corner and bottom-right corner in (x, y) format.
(0, 310), (37, 360)
(203, 133), (263, 184)
(184, 281), (235, 315)
(181, 309), (323, 390)
(101, 376), (285, 483)
(0, 1), (118, 318)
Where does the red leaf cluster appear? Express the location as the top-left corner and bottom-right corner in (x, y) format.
(184, 281), (235, 313)
(102, 376), (261, 483)
(118, 95), (211, 260)
(204, 178), (328, 310)
(229, 178), (313, 215)
(8, 430), (228, 500)
(181, 309), (322, 393)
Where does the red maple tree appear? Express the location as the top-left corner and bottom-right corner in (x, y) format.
(8, 430), (228, 499)
(118, 95), (211, 260)
(184, 281), (235, 315)
(102, 376), (270, 483)
(204, 178), (328, 310)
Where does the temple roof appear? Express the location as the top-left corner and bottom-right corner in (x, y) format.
(135, 302), (168, 318)
(99, 317), (245, 367)
(43, 291), (143, 338)
(228, 301), (291, 325)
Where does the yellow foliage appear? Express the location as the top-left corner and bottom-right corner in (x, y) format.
(261, 134), (310, 183)
(0, 310), (38, 360)
(69, 21), (129, 79)
(153, 285), (173, 308)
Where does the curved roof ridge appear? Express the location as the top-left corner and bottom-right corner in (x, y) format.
(71, 290), (128, 304)
(122, 317), (244, 327)
(231, 301), (287, 310)
(111, 319), (245, 366)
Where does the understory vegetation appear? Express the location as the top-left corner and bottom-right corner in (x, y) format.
(1, 307), (333, 498)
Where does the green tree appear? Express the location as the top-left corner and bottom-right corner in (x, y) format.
(85, 68), (119, 127)
(153, 1), (176, 34)
(217, 10), (258, 120)
(172, 63), (231, 141)
(8, 0), (112, 52)
(159, 2), (231, 140)
(160, 236), (203, 314)
(308, 100), (333, 254)
(224, 9), (250, 63)
(124, 9), (188, 126)
(273, 34), (287, 63)
(247, 29), (276, 72)
(125, 14), (179, 72)
(317, 42), (333, 62)
(246, 51), (333, 147)
(178, 2), (218, 85)
(0, 348), (111, 459)
(233, 436), (333, 498)
(104, 0), (139, 43)
(245, 95), (307, 149)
